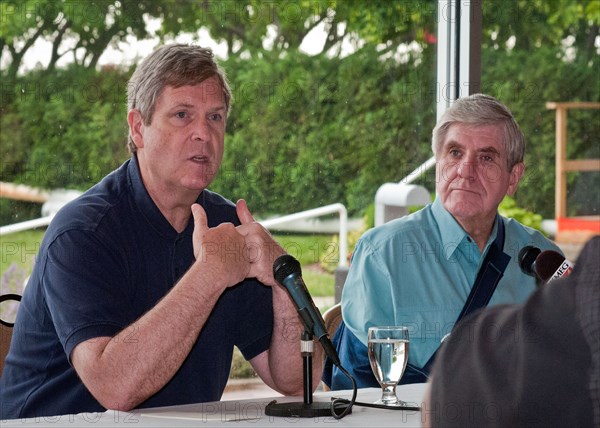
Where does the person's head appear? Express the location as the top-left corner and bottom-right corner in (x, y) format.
(433, 94), (526, 234)
(127, 44), (231, 198)
(126, 43), (232, 154)
(432, 93), (524, 169)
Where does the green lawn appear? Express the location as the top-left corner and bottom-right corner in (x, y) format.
(271, 233), (337, 297)
(0, 229), (45, 295)
(0, 230), (45, 274)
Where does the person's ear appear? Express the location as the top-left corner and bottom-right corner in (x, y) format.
(507, 162), (525, 196)
(127, 109), (145, 150)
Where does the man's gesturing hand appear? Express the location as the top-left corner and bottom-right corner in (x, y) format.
(235, 199), (285, 287)
(191, 203), (250, 287)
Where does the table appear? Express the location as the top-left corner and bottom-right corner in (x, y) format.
(0, 384), (428, 427)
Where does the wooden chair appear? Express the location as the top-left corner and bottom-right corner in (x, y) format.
(1, 293), (21, 376)
(323, 303), (342, 342)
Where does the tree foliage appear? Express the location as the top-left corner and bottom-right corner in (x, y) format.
(1, 0), (598, 225)
(0, 0), (165, 79)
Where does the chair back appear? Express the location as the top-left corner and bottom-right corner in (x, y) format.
(0, 293), (21, 376)
(321, 303), (342, 391)
(323, 303), (342, 340)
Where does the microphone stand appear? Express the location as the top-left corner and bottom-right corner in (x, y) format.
(265, 329), (333, 417)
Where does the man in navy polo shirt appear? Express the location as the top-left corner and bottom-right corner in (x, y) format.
(0, 44), (319, 419)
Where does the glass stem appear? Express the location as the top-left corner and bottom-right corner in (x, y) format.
(381, 384), (398, 404)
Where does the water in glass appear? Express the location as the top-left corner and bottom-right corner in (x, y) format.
(368, 326), (409, 406)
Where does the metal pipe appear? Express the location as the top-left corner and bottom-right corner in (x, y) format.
(260, 203), (349, 267)
(0, 204), (351, 268)
(0, 216), (53, 236)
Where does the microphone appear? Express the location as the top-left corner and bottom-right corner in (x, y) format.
(518, 245), (542, 278)
(273, 254), (341, 367)
(534, 250), (574, 283)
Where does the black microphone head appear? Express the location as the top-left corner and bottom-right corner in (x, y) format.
(534, 250), (566, 282)
(518, 246), (541, 277)
(273, 254), (302, 284)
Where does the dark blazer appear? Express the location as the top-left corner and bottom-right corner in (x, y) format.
(428, 236), (599, 428)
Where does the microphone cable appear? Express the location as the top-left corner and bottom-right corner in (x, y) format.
(330, 364), (357, 419)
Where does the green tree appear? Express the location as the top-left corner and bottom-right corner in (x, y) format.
(157, 0), (437, 57)
(1, 66), (129, 191)
(479, 0), (600, 218)
(1, 0), (598, 223)
(483, 0), (599, 59)
(0, 0), (161, 79)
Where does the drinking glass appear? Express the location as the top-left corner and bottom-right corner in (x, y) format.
(368, 326), (409, 406)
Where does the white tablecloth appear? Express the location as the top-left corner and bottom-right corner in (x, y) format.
(1, 384), (428, 427)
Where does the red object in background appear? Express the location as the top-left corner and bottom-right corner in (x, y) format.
(424, 28), (437, 44)
(557, 217), (600, 233)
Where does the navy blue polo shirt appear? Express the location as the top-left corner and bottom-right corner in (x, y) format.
(0, 157), (273, 419)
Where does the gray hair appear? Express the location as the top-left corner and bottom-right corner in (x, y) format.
(431, 93), (525, 169)
(126, 44), (232, 153)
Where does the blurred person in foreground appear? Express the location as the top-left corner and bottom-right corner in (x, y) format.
(324, 93), (562, 389)
(0, 44), (320, 419)
(423, 236), (599, 427)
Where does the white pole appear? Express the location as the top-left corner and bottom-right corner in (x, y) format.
(0, 216), (53, 236)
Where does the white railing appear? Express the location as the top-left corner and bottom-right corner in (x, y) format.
(260, 203), (348, 267)
(400, 157), (436, 184)
(0, 188), (82, 236)
(0, 201), (350, 268)
(0, 216), (54, 236)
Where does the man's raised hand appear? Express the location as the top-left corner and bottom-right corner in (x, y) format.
(235, 199), (285, 286)
(191, 203), (250, 287)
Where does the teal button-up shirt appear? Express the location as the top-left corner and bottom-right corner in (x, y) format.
(341, 197), (562, 369)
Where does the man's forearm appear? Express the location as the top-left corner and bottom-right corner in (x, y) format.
(266, 285), (324, 395)
(72, 262), (225, 411)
